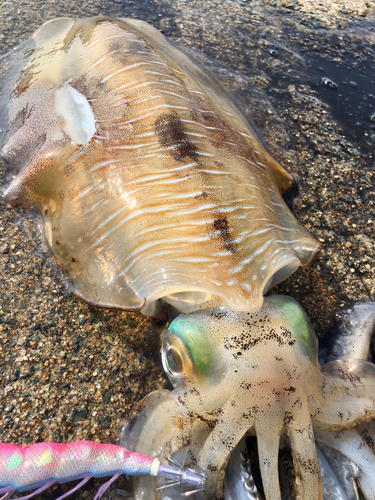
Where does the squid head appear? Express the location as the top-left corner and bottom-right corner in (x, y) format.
(122, 296), (375, 500)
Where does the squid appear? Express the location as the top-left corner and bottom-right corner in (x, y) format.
(0, 15), (374, 500)
(121, 298), (375, 500)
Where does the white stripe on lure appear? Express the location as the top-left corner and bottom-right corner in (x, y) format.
(0, 440), (206, 499)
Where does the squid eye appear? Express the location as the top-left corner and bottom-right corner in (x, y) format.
(269, 296), (317, 357)
(165, 345), (184, 376)
(161, 313), (217, 387)
(284, 301), (315, 349)
(162, 333), (195, 386)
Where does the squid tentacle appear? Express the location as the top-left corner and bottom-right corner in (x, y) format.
(329, 302), (375, 362)
(288, 411), (321, 500)
(198, 404), (256, 500)
(255, 415), (283, 500)
(315, 424), (375, 500)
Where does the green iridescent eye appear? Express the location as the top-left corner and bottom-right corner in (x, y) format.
(269, 296), (317, 356)
(162, 314), (216, 385)
(285, 301), (314, 346)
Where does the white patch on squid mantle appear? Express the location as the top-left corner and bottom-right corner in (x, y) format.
(55, 84), (96, 145)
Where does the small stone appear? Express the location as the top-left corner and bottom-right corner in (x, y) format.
(71, 408), (88, 423)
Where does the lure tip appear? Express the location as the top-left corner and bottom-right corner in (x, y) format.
(157, 461), (207, 490)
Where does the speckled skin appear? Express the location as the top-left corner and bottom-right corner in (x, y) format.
(122, 297), (375, 500)
(0, 17), (320, 319)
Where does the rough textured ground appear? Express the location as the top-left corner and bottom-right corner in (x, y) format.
(0, 0), (374, 498)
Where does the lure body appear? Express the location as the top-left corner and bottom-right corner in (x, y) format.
(0, 440), (205, 499)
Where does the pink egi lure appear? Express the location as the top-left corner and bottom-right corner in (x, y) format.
(0, 440), (206, 499)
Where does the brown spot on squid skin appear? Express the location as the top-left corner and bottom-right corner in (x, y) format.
(13, 75), (32, 98)
(154, 112), (198, 162)
(203, 112), (240, 154)
(295, 455), (320, 475)
(194, 191), (208, 200)
(362, 428), (375, 454)
(337, 364), (361, 386)
(209, 215), (238, 255)
(190, 412), (218, 431)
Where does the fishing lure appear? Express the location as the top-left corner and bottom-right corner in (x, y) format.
(0, 440), (206, 499)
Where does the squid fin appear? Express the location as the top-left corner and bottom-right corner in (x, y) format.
(265, 151), (297, 194)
